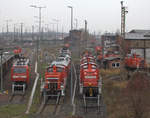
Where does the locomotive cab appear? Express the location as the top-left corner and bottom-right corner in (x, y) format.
(43, 65), (67, 97)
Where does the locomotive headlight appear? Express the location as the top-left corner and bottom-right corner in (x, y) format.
(13, 75), (27, 78)
(20, 76), (27, 78)
(61, 85), (64, 89)
(13, 76), (18, 78)
(46, 81), (50, 84)
(85, 76), (96, 79)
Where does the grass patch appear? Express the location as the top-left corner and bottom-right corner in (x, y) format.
(0, 104), (26, 118)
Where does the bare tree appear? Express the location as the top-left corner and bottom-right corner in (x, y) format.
(125, 72), (150, 118)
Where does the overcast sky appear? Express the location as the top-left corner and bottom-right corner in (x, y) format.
(0, 0), (150, 33)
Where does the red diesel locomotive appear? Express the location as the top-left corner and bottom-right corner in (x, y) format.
(125, 53), (147, 70)
(79, 53), (102, 97)
(11, 57), (30, 94)
(41, 48), (71, 103)
(13, 47), (22, 58)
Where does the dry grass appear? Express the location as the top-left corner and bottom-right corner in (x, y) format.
(113, 81), (128, 89)
(100, 69), (121, 77)
(103, 78), (129, 118)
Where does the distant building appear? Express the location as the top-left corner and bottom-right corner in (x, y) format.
(125, 29), (150, 63)
(125, 29), (150, 49)
(101, 33), (120, 54)
(103, 56), (122, 69)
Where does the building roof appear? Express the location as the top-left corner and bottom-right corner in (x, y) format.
(104, 56), (121, 61)
(129, 29), (150, 34)
(125, 30), (150, 40)
(102, 33), (117, 37)
(0, 55), (14, 65)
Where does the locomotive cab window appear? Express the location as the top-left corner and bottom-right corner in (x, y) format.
(57, 67), (63, 72)
(47, 67), (53, 72)
(13, 67), (26, 73)
(91, 65), (97, 69)
(83, 65), (88, 69)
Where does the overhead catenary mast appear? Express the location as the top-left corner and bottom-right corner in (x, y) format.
(121, 1), (128, 40)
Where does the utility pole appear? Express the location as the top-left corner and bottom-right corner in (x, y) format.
(121, 1), (128, 40)
(6, 20), (9, 34)
(75, 19), (78, 29)
(68, 6), (73, 30)
(50, 23), (55, 40)
(32, 25), (34, 40)
(68, 5), (73, 104)
(52, 19), (59, 44)
(13, 24), (16, 41)
(2, 27), (4, 40)
(6, 20), (12, 38)
(85, 20), (88, 48)
(20, 23), (23, 42)
(62, 26), (64, 40)
(30, 5), (46, 62)
(0, 48), (3, 92)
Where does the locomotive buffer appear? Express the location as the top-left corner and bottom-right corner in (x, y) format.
(83, 77), (102, 112)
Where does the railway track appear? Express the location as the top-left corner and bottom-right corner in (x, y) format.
(1, 47), (36, 105)
(72, 62), (106, 118)
(36, 93), (62, 116)
(34, 60), (74, 118)
(8, 94), (25, 103)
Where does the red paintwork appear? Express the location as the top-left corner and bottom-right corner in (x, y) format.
(95, 46), (102, 52)
(64, 43), (70, 48)
(14, 47), (22, 55)
(125, 53), (147, 69)
(44, 65), (68, 90)
(11, 62), (30, 84)
(80, 53), (100, 88)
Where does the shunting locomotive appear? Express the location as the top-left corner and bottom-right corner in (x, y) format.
(125, 53), (147, 70)
(41, 47), (71, 104)
(79, 52), (102, 111)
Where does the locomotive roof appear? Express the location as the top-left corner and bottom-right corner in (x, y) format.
(47, 65), (65, 69)
(81, 56), (95, 60)
(13, 58), (29, 66)
(51, 60), (69, 67)
(80, 62), (97, 67)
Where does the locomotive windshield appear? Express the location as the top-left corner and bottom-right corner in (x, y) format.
(47, 67), (63, 72)
(91, 65), (97, 69)
(56, 58), (65, 62)
(57, 67), (63, 72)
(13, 67), (26, 73)
(47, 67), (53, 72)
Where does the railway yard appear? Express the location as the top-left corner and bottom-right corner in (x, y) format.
(0, 1), (150, 118)
(0, 36), (150, 118)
